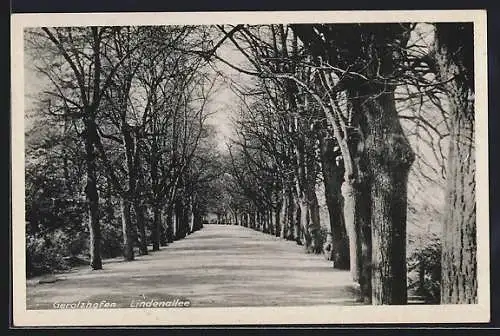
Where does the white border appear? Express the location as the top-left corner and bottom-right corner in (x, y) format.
(11, 10), (490, 326)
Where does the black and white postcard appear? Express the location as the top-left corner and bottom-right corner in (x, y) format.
(11, 10), (490, 326)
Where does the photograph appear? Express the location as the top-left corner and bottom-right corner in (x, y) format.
(11, 10), (490, 326)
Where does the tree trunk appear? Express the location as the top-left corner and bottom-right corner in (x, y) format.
(341, 181), (359, 283)
(150, 137), (161, 250)
(298, 195), (309, 247)
(369, 158), (410, 305)
(233, 209), (239, 226)
(178, 199), (187, 238)
(84, 119), (102, 270)
(320, 136), (350, 269)
(261, 212), (265, 232)
(174, 201), (182, 240)
(296, 173), (321, 253)
(121, 124), (137, 261)
(293, 197), (302, 245)
(355, 84), (414, 305)
(279, 188), (288, 239)
(306, 184), (322, 254)
(120, 196), (135, 261)
(270, 210), (274, 234)
(357, 179), (373, 304)
(266, 210), (271, 234)
(274, 207), (281, 238)
(189, 199), (195, 234)
(286, 190), (296, 240)
(134, 200), (148, 255)
(165, 206), (174, 244)
(250, 210), (257, 230)
(183, 200), (190, 235)
(262, 211), (267, 233)
(133, 137), (147, 255)
(179, 200), (187, 238)
(152, 203), (161, 251)
(339, 174), (371, 305)
(434, 23), (477, 304)
(269, 209), (275, 235)
(193, 205), (202, 232)
(259, 212), (264, 232)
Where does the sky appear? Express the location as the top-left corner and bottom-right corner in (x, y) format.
(203, 42), (253, 151)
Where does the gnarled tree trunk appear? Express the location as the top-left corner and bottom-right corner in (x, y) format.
(354, 83), (415, 305)
(434, 23), (477, 304)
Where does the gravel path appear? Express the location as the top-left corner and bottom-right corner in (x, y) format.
(26, 224), (357, 309)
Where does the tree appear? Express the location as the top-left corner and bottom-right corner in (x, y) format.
(25, 25), (219, 270)
(433, 23), (477, 304)
(96, 26), (195, 259)
(26, 27), (136, 270)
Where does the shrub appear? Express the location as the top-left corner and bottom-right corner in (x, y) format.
(67, 231), (89, 256)
(408, 233), (441, 303)
(26, 230), (70, 278)
(314, 226), (330, 255)
(100, 221), (123, 258)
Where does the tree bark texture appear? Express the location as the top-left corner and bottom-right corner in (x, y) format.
(84, 118), (102, 270)
(435, 23), (477, 304)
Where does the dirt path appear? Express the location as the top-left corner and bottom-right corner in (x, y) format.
(27, 224), (358, 309)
